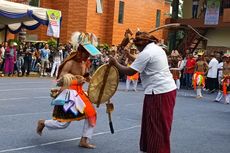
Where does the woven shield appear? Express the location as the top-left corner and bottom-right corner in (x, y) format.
(88, 64), (119, 106)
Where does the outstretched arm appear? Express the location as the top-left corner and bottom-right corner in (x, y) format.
(109, 56), (137, 76)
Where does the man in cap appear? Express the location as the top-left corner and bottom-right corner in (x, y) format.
(36, 32), (101, 149)
(109, 31), (177, 153)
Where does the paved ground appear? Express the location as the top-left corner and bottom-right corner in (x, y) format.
(0, 78), (229, 153)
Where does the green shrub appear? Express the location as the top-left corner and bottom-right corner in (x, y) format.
(47, 38), (57, 47)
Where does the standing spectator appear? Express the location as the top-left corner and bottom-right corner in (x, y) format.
(185, 53), (196, 89)
(0, 44), (3, 69)
(50, 47), (63, 78)
(192, 0), (199, 18)
(0, 42), (7, 73)
(63, 43), (71, 59)
(22, 43), (33, 77)
(90, 55), (101, 73)
(217, 56), (224, 85)
(40, 44), (50, 76)
(201, 0), (207, 16)
(31, 48), (37, 72)
(31, 47), (40, 72)
(4, 42), (16, 76)
(16, 44), (24, 76)
(180, 55), (187, 88)
(215, 56), (225, 102)
(170, 55), (184, 90)
(207, 53), (219, 93)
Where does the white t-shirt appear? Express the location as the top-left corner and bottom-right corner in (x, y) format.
(130, 43), (177, 95)
(207, 58), (219, 78)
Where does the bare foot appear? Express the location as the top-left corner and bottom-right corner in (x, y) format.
(36, 119), (45, 136)
(79, 137), (96, 149)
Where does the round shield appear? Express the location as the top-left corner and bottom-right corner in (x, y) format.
(88, 64), (119, 105)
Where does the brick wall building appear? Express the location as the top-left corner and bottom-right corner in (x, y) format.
(23, 0), (171, 45)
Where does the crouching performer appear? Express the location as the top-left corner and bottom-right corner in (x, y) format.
(36, 32), (102, 149)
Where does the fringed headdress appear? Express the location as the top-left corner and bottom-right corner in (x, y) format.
(223, 50), (230, 58)
(197, 49), (205, 56)
(71, 32), (100, 56)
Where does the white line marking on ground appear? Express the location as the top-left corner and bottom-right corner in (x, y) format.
(33, 96), (49, 99)
(0, 88), (49, 92)
(0, 112), (50, 118)
(0, 96), (49, 101)
(0, 125), (140, 153)
(0, 97), (29, 101)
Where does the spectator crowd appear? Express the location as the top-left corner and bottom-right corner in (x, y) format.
(1, 39), (230, 103)
(169, 48), (230, 104)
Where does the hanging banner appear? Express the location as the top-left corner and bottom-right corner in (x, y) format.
(204, 0), (220, 25)
(47, 9), (61, 38)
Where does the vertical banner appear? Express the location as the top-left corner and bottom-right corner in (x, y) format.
(47, 9), (61, 38)
(204, 0), (220, 25)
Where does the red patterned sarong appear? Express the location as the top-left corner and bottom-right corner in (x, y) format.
(140, 90), (176, 153)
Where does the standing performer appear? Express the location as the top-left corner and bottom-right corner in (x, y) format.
(170, 50), (182, 89)
(109, 31), (177, 153)
(215, 51), (230, 104)
(192, 50), (208, 98)
(36, 32), (101, 149)
(125, 46), (139, 92)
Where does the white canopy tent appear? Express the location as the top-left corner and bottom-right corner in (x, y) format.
(0, 0), (61, 41)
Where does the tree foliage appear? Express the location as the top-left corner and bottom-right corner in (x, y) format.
(29, 0), (39, 7)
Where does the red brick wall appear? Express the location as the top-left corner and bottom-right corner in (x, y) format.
(86, 0), (115, 44)
(28, 0), (171, 45)
(111, 0), (171, 45)
(66, 0), (88, 42)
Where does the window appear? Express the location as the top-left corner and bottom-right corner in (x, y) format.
(118, 1), (124, 24)
(96, 0), (103, 14)
(156, 9), (161, 28)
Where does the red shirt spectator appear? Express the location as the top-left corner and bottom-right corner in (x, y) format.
(185, 55), (196, 74)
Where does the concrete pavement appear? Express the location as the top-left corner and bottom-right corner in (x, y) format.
(0, 78), (229, 153)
